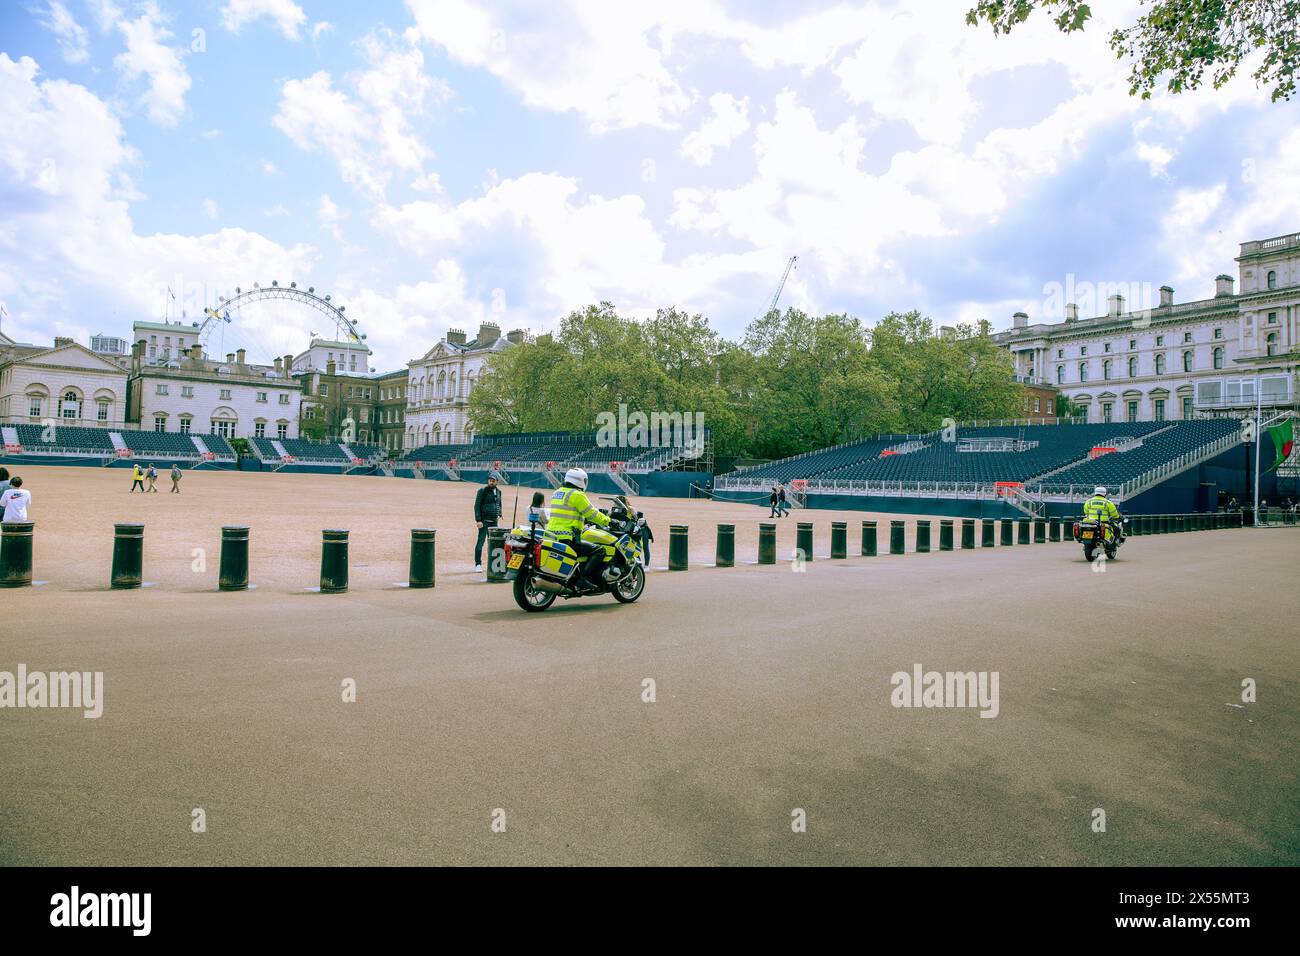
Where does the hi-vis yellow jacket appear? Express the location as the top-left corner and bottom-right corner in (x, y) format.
(546, 486), (610, 537)
(1083, 494), (1120, 523)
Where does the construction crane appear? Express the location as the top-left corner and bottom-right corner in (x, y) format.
(765, 255), (797, 316)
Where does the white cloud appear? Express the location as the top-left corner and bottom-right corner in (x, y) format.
(318, 193), (345, 240)
(274, 34), (448, 198)
(201, 198), (219, 219)
(681, 93), (749, 166)
(220, 0), (308, 40)
(37, 1), (90, 64)
(261, 160), (281, 175)
(108, 1), (192, 126)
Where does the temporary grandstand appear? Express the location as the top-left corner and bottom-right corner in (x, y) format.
(246, 437), (385, 473)
(714, 418), (1263, 517)
(1, 423), (236, 466)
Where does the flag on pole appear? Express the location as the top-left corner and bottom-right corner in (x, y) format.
(1265, 418), (1294, 472)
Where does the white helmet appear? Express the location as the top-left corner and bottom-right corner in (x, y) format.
(1094, 486), (1107, 496)
(564, 467), (588, 490)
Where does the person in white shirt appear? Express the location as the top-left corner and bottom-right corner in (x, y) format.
(1, 475), (31, 522)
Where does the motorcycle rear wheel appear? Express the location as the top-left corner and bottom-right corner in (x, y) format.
(514, 571), (557, 612)
(1083, 543), (1096, 563)
(610, 564), (645, 603)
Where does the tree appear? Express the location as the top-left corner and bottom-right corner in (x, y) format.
(966, 0), (1299, 101)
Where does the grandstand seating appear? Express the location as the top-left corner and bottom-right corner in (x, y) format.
(117, 430), (206, 457)
(12, 424), (117, 452)
(1041, 419), (1239, 490)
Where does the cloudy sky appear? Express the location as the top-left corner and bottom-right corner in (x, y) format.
(2, 0), (1298, 373)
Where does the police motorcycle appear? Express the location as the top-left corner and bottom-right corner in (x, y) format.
(504, 494), (647, 612)
(1072, 515), (1128, 562)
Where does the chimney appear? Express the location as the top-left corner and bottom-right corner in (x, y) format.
(1012, 311), (1028, 329)
(506, 328), (526, 344)
(1215, 274), (1235, 297)
(226, 352), (235, 364)
(1159, 285), (1174, 307)
(236, 348), (246, 365)
(284, 354), (294, 376)
(54, 336), (74, 348)
(1064, 303), (1078, 322)
(274, 357), (283, 375)
(190, 344), (203, 360)
(326, 359), (336, 376)
(131, 340), (143, 373)
(1107, 294), (1125, 317)
(447, 329), (466, 346)
(477, 321), (500, 345)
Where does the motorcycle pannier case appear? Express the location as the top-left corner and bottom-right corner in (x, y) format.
(537, 536), (580, 581)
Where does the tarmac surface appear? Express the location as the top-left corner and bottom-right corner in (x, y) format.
(1, 466), (1297, 865)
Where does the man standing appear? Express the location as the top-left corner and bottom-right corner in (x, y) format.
(170, 464), (182, 493)
(1, 476), (30, 523)
(473, 475), (502, 572)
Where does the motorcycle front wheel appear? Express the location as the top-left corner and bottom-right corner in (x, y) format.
(610, 564), (645, 603)
(514, 571), (558, 612)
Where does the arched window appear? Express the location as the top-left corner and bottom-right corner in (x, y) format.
(1078, 363), (1088, 383)
(1128, 356), (1138, 377)
(1213, 347), (1224, 369)
(1267, 270), (1276, 290)
(60, 389), (82, 419)
(1103, 359), (1112, 380)
(1056, 365), (1065, 385)
(1267, 332), (1278, 356)
(436, 371), (446, 399)
(1155, 353), (1166, 374)
(1183, 350), (1194, 372)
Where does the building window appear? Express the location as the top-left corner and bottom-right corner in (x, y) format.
(1081, 346), (1088, 356)
(1154, 399), (1165, 421)
(1056, 349), (1063, 359)
(1127, 401), (1138, 422)
(1156, 335), (1164, 346)
(28, 398), (41, 417)
(1267, 311), (1278, 324)
(1213, 347), (1224, 369)
(155, 384), (168, 395)
(154, 415), (166, 431)
(254, 422), (266, 438)
(1182, 396), (1193, 419)
(1079, 363), (1088, 383)
(1103, 360), (1112, 380)
(1033, 398), (1041, 413)
(279, 394), (289, 404)
(1128, 356), (1138, 377)
(212, 419), (235, 438)
(1184, 332), (1193, 343)
(1155, 353), (1166, 374)
(61, 390), (80, 419)
(181, 386), (194, 398)
(1104, 343), (1111, 353)
(256, 392), (267, 403)
(1214, 328), (1223, 339)
(1183, 351), (1194, 372)
(1129, 339), (1136, 350)
(1266, 332), (1278, 356)
(319, 384), (328, 397)
(97, 402), (109, 421)
(277, 422), (288, 439)
(179, 417), (191, 433)
(1102, 402), (1113, 423)
(1267, 270), (1276, 289)
(220, 389), (231, 400)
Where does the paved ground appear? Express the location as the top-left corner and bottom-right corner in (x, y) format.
(1, 466), (1297, 865)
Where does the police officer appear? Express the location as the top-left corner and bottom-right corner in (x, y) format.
(1083, 485), (1123, 543)
(546, 468), (611, 587)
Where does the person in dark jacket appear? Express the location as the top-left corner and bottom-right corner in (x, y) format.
(473, 476), (502, 571)
(639, 518), (654, 567)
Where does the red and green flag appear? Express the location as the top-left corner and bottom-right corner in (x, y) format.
(1266, 419), (1294, 472)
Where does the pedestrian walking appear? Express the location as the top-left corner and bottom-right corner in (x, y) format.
(769, 486), (780, 518)
(170, 464), (182, 493)
(145, 463), (158, 492)
(129, 463), (144, 493)
(473, 475), (502, 572)
(777, 485), (790, 517)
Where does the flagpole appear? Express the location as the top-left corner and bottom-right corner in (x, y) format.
(1254, 381), (1261, 526)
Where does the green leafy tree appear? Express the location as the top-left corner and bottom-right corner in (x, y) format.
(966, 0), (1299, 101)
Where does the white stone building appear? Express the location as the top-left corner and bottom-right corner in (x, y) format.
(404, 323), (524, 449)
(993, 231), (1300, 423)
(292, 338), (372, 376)
(0, 335), (130, 428)
(127, 342), (301, 440)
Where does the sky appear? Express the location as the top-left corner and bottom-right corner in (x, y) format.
(1, 0), (1298, 374)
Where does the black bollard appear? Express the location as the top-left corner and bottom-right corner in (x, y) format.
(1049, 517), (1061, 542)
(320, 529), (349, 593)
(758, 523), (776, 565)
(890, 520), (905, 555)
(485, 527), (508, 582)
(716, 523), (735, 568)
(862, 520), (877, 557)
(1018, 518), (1031, 544)
(0, 521), (34, 589)
(218, 526), (250, 591)
(916, 519), (931, 553)
(830, 521), (847, 559)
(669, 525), (688, 570)
(1000, 519), (1013, 547)
(111, 522), (144, 590)
(939, 519), (954, 551)
(796, 522), (814, 563)
(1034, 518), (1046, 543)
(981, 518), (995, 548)
(408, 528), (436, 588)
(961, 518), (975, 550)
